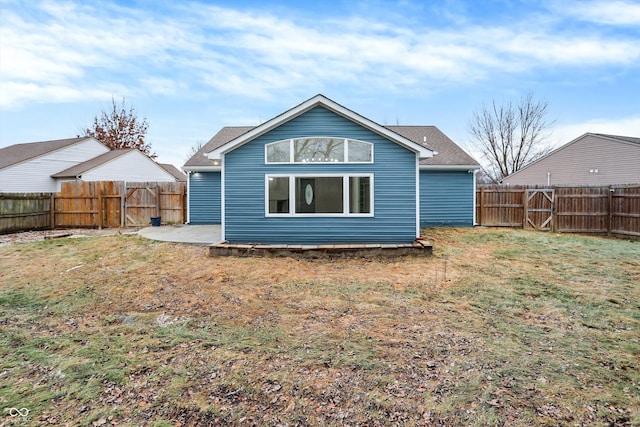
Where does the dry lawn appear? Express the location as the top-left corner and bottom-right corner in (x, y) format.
(0, 228), (638, 426)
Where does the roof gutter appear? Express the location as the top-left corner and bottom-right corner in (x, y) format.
(420, 164), (481, 171)
(182, 166), (222, 173)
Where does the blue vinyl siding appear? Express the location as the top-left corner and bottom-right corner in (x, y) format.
(224, 106), (417, 244)
(420, 170), (474, 227)
(188, 171), (221, 224)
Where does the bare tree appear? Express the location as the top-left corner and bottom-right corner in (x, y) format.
(84, 97), (154, 157)
(468, 93), (553, 181)
(185, 140), (205, 161)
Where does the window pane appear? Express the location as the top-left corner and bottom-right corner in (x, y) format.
(296, 177), (343, 213)
(268, 177), (289, 213)
(349, 176), (371, 213)
(348, 140), (372, 162)
(266, 141), (290, 163)
(294, 138), (344, 163)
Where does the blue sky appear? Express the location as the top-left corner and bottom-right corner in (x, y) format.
(1, 0), (639, 169)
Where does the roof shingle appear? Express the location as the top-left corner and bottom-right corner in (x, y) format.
(0, 137), (94, 170)
(386, 126), (479, 167)
(183, 126), (253, 168)
(51, 149), (134, 178)
(184, 125), (478, 168)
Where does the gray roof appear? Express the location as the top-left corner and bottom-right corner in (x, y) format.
(51, 149), (134, 178)
(159, 163), (187, 181)
(0, 137), (94, 170)
(386, 126), (480, 167)
(593, 133), (640, 145)
(184, 125), (478, 168)
(184, 126), (252, 168)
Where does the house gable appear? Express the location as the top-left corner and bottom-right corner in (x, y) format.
(206, 94), (432, 162)
(502, 133), (640, 185)
(222, 105), (419, 244)
(52, 149), (178, 182)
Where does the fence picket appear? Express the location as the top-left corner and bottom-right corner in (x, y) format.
(1, 181), (186, 234)
(476, 184), (640, 240)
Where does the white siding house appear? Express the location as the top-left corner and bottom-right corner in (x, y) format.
(0, 137), (109, 192)
(1, 137), (181, 192)
(52, 149), (178, 183)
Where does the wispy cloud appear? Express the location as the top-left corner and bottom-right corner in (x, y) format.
(551, 115), (640, 146)
(1, 0), (639, 109)
(550, 0), (640, 26)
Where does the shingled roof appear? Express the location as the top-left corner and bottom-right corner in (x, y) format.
(159, 163), (187, 181)
(0, 137), (95, 170)
(593, 133), (640, 145)
(51, 149), (134, 178)
(183, 126), (253, 169)
(184, 125), (478, 169)
(386, 126), (480, 167)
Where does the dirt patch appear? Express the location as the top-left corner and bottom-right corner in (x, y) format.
(0, 228), (140, 247)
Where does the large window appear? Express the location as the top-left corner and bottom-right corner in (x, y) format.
(266, 138), (373, 164)
(266, 175), (373, 216)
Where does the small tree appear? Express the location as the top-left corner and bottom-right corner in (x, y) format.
(468, 93), (553, 182)
(84, 97), (154, 157)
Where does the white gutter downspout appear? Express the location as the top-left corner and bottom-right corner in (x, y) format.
(186, 171), (191, 224)
(415, 155), (420, 238)
(472, 169), (478, 226)
(220, 154), (226, 241)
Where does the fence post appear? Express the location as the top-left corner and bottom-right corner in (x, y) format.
(479, 187), (484, 226)
(155, 184), (161, 218)
(50, 194), (55, 230)
(97, 183), (103, 229)
(120, 182), (125, 228)
(180, 183), (186, 225)
(523, 188), (529, 229)
(552, 187), (558, 232)
(608, 186), (613, 237)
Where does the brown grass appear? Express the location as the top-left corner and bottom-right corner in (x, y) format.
(0, 228), (638, 426)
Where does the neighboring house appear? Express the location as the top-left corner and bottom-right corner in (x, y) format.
(0, 137), (180, 192)
(183, 94), (480, 244)
(159, 163), (187, 182)
(502, 133), (640, 186)
(0, 137), (109, 192)
(51, 149), (179, 183)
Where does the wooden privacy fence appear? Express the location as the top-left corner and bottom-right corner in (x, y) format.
(0, 193), (53, 234)
(477, 185), (640, 239)
(0, 181), (186, 234)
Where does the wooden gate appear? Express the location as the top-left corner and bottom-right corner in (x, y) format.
(125, 183), (159, 226)
(124, 182), (186, 226)
(524, 189), (554, 230)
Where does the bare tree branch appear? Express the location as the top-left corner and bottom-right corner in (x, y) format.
(185, 140), (205, 161)
(468, 93), (554, 181)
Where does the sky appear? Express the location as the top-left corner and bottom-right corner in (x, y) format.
(1, 0), (639, 169)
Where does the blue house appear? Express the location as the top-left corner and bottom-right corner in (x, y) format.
(183, 95), (479, 244)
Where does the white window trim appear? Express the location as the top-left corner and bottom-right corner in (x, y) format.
(265, 137), (374, 164)
(265, 173), (374, 217)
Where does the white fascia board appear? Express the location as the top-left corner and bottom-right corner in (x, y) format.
(206, 94), (434, 160)
(419, 164), (481, 171)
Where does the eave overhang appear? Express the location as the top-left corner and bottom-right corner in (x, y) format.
(206, 95), (433, 162)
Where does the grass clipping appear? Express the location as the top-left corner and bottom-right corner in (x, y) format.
(0, 228), (638, 426)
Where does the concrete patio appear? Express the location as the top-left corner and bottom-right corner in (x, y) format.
(138, 224), (432, 257)
(138, 224), (222, 245)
